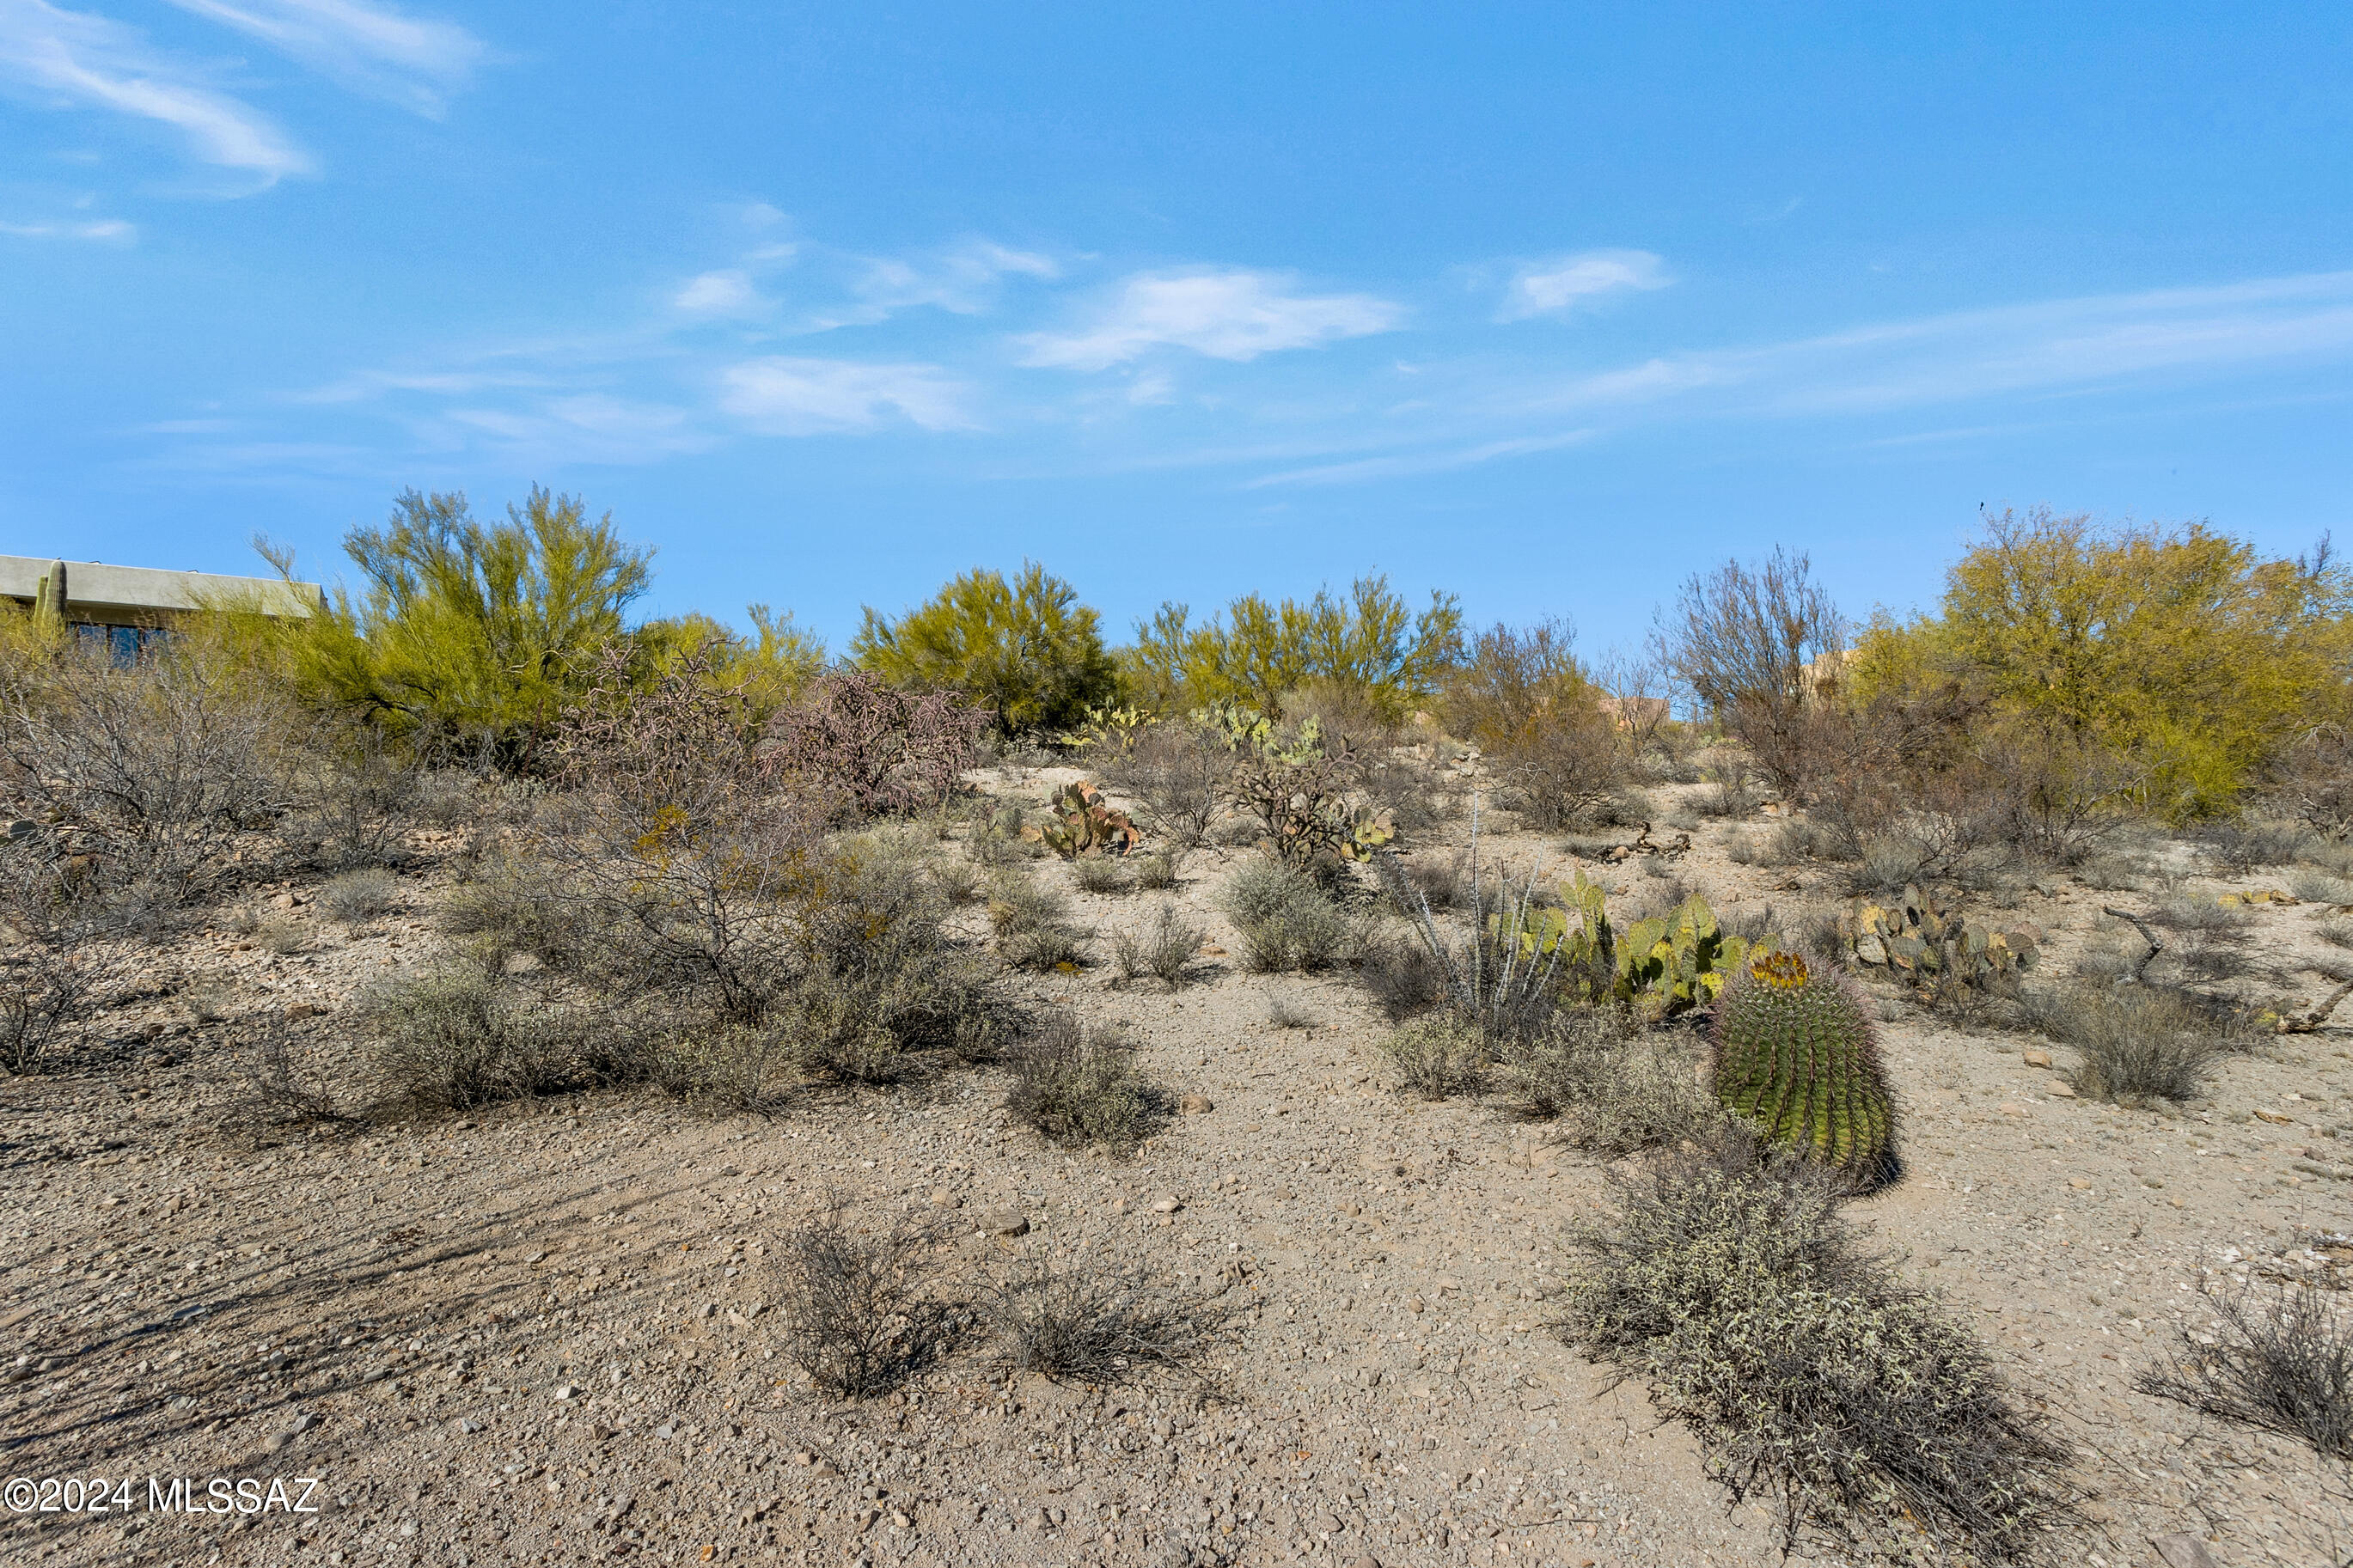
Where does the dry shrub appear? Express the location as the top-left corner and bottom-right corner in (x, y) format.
(1073, 856), (1132, 894)
(1501, 1010), (1716, 1153)
(1005, 1010), (1158, 1150)
(651, 1024), (796, 1111)
(765, 668), (984, 821)
(255, 916), (308, 955)
(1267, 994), (1317, 1029)
(785, 855), (1002, 1081)
(322, 867), (398, 923)
(2269, 724), (2353, 840)
(2139, 1277), (2353, 1459)
(231, 1016), (353, 1128)
(983, 1260), (1224, 1388)
(2201, 819), (2308, 876)
(776, 1198), (957, 1399)
(2024, 984), (2220, 1104)
(1555, 1128), (2077, 1560)
(0, 630), (293, 913)
(1220, 860), (1354, 973)
(358, 967), (588, 1113)
(1099, 719), (1227, 848)
(1132, 850), (1180, 891)
(988, 870), (1084, 971)
(1376, 1013), (1488, 1099)
(436, 857), (594, 974)
(2288, 868), (2353, 905)
(284, 727), (419, 869)
(1112, 901), (1202, 988)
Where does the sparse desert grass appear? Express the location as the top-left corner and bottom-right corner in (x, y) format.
(1004, 1010), (1158, 1150)
(1221, 860), (1355, 973)
(322, 867), (398, 924)
(926, 856), (983, 906)
(1376, 1013), (1488, 1099)
(1131, 850), (1180, 891)
(2139, 1278), (2352, 1459)
(982, 1260), (1223, 1389)
(1267, 993), (1318, 1030)
(2075, 854), (2149, 892)
(988, 870), (1085, 971)
(776, 1198), (956, 1400)
(1501, 1010), (1716, 1153)
(1555, 1130), (2078, 1560)
(256, 916), (309, 955)
(2154, 894), (2251, 933)
(2319, 915), (2353, 949)
(1073, 855), (1133, 895)
(2026, 983), (2219, 1103)
(2289, 868), (2353, 906)
(1111, 901), (1202, 988)
(2202, 820), (2308, 876)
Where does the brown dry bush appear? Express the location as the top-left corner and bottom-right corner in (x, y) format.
(765, 668), (984, 821)
(0, 629), (295, 914)
(1500, 1010), (1718, 1153)
(2023, 984), (2222, 1104)
(983, 1259), (1225, 1389)
(1555, 1126), (2079, 1560)
(1003, 1010), (1161, 1150)
(321, 867), (398, 923)
(2139, 1277), (2353, 1459)
(1111, 900), (1203, 987)
(356, 966), (590, 1114)
(1098, 719), (1227, 848)
(1220, 860), (1355, 973)
(776, 1199), (959, 1400)
(988, 870), (1085, 971)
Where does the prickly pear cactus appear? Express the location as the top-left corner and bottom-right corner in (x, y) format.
(1711, 951), (1899, 1190)
(1335, 803), (1397, 862)
(1837, 883), (2040, 986)
(1613, 892), (1758, 1017)
(1039, 781), (1140, 858)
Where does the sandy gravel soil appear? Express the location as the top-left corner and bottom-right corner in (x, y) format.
(4, 769), (2350, 1568)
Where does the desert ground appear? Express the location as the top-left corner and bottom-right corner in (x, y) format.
(3, 760), (2349, 1568)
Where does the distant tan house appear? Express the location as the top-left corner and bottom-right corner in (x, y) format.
(2, 555), (325, 660)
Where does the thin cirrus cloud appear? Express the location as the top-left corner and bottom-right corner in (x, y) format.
(163, 0), (486, 117)
(1019, 268), (1403, 370)
(675, 269), (761, 315)
(0, 214), (132, 240)
(0, 0), (311, 180)
(1498, 248), (1671, 320)
(718, 357), (977, 435)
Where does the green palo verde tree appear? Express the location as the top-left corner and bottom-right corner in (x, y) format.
(1124, 574), (1463, 721)
(290, 486), (654, 769)
(850, 562), (1117, 736)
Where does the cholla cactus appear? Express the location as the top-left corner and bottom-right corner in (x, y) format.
(1711, 951), (1900, 1190)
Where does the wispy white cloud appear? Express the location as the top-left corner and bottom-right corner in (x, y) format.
(0, 0), (310, 180)
(846, 239), (1056, 319)
(0, 213), (131, 239)
(1020, 268), (1403, 370)
(1245, 430), (1592, 488)
(719, 357), (976, 435)
(1498, 249), (1669, 320)
(675, 268), (759, 314)
(164, 0), (483, 116)
(1507, 269), (2353, 421)
(437, 394), (712, 465)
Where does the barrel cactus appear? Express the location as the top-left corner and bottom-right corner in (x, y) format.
(1710, 951), (1899, 1190)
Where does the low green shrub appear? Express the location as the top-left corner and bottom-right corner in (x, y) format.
(1376, 1014), (1488, 1099)
(1500, 1010), (1715, 1154)
(1005, 1011), (1158, 1150)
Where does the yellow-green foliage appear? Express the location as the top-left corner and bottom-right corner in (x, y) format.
(290, 486), (654, 767)
(1854, 508), (2352, 819)
(1440, 618), (1604, 749)
(1125, 574), (1463, 721)
(633, 604), (828, 723)
(852, 562), (1117, 736)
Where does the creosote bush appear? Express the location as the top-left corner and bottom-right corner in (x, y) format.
(1004, 1010), (1158, 1150)
(2138, 1278), (2353, 1459)
(983, 1260), (1223, 1388)
(1555, 1126), (2077, 1560)
(776, 1199), (956, 1400)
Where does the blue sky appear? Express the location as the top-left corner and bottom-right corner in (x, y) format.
(4, 3), (2350, 658)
